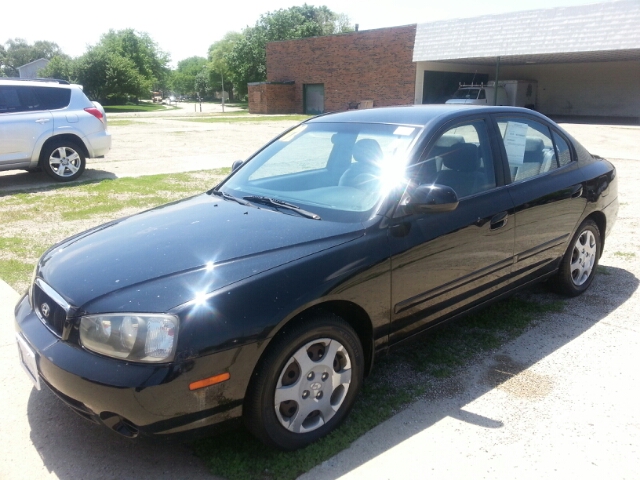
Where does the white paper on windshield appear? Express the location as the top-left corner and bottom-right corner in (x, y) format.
(393, 126), (415, 136)
(503, 121), (528, 164)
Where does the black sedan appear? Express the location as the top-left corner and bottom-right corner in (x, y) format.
(15, 105), (618, 450)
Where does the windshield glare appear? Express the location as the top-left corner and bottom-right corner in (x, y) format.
(220, 122), (421, 221)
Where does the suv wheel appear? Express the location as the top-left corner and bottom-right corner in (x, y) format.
(41, 140), (86, 182)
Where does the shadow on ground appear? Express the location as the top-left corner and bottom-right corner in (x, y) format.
(0, 169), (117, 195)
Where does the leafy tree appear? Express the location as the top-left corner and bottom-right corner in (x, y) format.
(98, 29), (170, 90)
(76, 48), (149, 102)
(225, 4), (353, 96)
(170, 56), (207, 96)
(207, 32), (242, 100)
(39, 55), (76, 81)
(0, 38), (64, 76)
(74, 29), (170, 102)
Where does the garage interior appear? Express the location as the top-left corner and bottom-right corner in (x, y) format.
(413, 0), (640, 121)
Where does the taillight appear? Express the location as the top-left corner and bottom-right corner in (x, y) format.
(84, 107), (104, 122)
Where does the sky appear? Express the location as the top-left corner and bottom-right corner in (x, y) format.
(3, 0), (615, 67)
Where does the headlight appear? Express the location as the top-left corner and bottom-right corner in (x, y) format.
(79, 313), (179, 363)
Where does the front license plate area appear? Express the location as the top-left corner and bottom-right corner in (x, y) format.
(16, 333), (41, 390)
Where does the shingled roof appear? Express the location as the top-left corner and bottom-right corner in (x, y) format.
(413, 0), (640, 64)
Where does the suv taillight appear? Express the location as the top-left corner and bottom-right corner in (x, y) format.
(84, 107), (104, 122)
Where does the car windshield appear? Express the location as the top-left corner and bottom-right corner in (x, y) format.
(452, 88), (480, 100)
(219, 122), (422, 222)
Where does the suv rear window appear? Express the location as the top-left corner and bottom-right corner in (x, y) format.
(0, 85), (70, 113)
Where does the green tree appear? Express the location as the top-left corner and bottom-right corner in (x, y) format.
(225, 4), (353, 96)
(1, 38), (64, 76)
(39, 55), (76, 81)
(74, 29), (170, 102)
(76, 49), (150, 102)
(98, 29), (170, 90)
(207, 32), (242, 100)
(170, 56), (207, 96)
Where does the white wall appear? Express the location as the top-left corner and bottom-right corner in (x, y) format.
(415, 59), (640, 118)
(500, 60), (640, 118)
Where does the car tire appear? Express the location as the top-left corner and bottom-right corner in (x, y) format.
(40, 140), (86, 182)
(244, 313), (364, 450)
(551, 219), (601, 297)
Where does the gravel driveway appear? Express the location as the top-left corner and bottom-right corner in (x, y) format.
(0, 109), (638, 479)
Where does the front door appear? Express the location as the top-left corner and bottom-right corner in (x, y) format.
(304, 84), (324, 115)
(389, 117), (515, 344)
(0, 85), (52, 166)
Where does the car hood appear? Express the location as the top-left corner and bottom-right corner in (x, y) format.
(38, 193), (364, 312)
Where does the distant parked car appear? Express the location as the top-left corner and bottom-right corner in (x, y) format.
(0, 78), (111, 181)
(15, 105), (617, 450)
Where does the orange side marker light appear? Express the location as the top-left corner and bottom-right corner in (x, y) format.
(189, 372), (230, 391)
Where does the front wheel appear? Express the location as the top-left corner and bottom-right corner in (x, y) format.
(244, 313), (364, 450)
(551, 219), (601, 296)
(40, 141), (86, 181)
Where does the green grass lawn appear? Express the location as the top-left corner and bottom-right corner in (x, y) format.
(0, 169), (229, 293)
(104, 103), (178, 113)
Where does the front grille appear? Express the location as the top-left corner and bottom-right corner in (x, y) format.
(33, 283), (67, 337)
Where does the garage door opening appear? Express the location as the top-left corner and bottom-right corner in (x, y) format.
(422, 71), (489, 104)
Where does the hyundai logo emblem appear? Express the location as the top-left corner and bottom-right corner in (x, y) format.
(310, 382), (322, 390)
(41, 303), (51, 318)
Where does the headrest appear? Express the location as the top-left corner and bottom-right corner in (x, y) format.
(525, 137), (544, 152)
(352, 139), (383, 165)
(442, 144), (479, 172)
(435, 134), (465, 148)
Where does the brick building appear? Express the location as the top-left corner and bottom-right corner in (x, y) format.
(249, 25), (416, 115)
(248, 0), (640, 121)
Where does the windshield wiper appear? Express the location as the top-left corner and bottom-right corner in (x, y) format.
(210, 190), (254, 207)
(243, 195), (321, 220)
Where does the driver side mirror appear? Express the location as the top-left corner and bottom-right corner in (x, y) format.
(231, 160), (244, 172)
(401, 184), (459, 214)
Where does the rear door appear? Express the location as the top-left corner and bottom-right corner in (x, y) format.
(0, 85), (53, 166)
(493, 114), (587, 284)
(388, 116), (515, 343)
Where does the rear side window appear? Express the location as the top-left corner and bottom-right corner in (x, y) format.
(497, 117), (559, 182)
(552, 131), (572, 167)
(32, 87), (71, 110)
(0, 86), (69, 113)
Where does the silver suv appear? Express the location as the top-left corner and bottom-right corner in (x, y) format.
(0, 79), (111, 182)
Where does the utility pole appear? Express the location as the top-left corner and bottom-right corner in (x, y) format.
(494, 56), (501, 106)
(221, 72), (225, 113)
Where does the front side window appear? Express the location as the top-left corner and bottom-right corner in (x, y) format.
(497, 117), (559, 182)
(221, 122), (421, 221)
(412, 119), (497, 198)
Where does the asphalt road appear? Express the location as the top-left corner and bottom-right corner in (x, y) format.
(1, 115), (639, 479)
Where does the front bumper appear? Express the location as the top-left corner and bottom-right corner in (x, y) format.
(14, 293), (251, 438)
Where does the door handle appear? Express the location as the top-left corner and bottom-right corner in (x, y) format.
(571, 185), (583, 199)
(490, 211), (508, 230)
(35, 118), (50, 124)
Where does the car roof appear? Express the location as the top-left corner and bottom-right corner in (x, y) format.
(309, 104), (546, 127)
(0, 78), (71, 88)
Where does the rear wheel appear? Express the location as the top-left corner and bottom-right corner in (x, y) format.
(244, 313), (364, 450)
(551, 219), (601, 296)
(40, 140), (86, 181)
